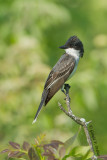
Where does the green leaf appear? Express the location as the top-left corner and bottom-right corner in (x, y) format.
(62, 154), (70, 160)
(69, 146), (93, 158)
(62, 146), (93, 160)
(64, 126), (81, 151)
(59, 146), (66, 158)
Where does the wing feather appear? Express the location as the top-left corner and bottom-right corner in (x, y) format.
(44, 54), (75, 89)
(44, 54), (76, 105)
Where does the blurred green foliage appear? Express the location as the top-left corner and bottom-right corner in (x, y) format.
(0, 133), (93, 160)
(0, 0), (107, 159)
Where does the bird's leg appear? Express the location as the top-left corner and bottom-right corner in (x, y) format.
(64, 84), (71, 112)
(64, 84), (71, 95)
(61, 85), (66, 95)
(61, 84), (71, 105)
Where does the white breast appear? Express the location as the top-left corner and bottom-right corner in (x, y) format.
(65, 48), (80, 79)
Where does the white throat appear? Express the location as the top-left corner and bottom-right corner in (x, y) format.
(65, 48), (80, 79)
(65, 48), (80, 60)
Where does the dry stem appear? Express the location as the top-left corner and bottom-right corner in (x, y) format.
(58, 84), (97, 160)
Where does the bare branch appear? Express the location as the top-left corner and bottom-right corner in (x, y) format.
(58, 84), (97, 160)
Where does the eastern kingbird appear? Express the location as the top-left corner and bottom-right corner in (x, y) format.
(32, 36), (84, 124)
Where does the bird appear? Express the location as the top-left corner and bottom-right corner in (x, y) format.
(32, 35), (84, 124)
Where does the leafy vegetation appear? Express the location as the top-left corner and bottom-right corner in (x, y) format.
(1, 134), (94, 160)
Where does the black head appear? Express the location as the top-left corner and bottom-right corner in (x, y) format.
(59, 36), (84, 57)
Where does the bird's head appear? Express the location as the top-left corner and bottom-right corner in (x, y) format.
(59, 36), (84, 57)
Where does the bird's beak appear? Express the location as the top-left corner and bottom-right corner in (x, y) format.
(59, 45), (67, 49)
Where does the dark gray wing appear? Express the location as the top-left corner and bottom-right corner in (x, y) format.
(44, 53), (76, 105)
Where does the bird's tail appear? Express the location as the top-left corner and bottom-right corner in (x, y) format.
(32, 90), (48, 124)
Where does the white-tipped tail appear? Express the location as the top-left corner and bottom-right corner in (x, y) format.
(32, 118), (37, 124)
(32, 89), (48, 124)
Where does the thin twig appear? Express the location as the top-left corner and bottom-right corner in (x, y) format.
(58, 84), (97, 160)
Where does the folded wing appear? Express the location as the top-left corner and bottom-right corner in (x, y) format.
(44, 54), (76, 105)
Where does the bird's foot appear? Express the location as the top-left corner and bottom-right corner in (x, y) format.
(64, 84), (70, 91)
(61, 84), (71, 96)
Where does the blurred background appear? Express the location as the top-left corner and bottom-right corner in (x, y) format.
(0, 0), (107, 158)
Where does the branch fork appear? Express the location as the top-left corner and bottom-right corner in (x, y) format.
(58, 84), (97, 160)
